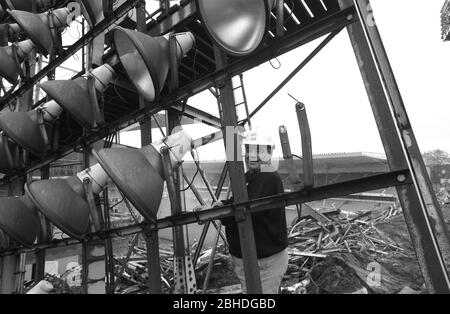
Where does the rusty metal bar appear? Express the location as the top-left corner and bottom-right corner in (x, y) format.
(192, 163), (229, 267)
(215, 47), (262, 294)
(1, 169), (413, 256)
(0, 9), (357, 186)
(201, 221), (222, 293)
(183, 174), (228, 247)
(276, 0), (285, 37)
(279, 126), (302, 190)
(192, 131), (223, 149)
(34, 165), (51, 283)
(295, 102), (314, 190)
(0, 0), (141, 110)
(343, 0), (450, 293)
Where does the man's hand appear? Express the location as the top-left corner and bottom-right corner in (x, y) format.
(192, 202), (222, 225)
(191, 201), (224, 213)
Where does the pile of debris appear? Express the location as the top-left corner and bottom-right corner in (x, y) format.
(287, 205), (408, 262)
(112, 204), (426, 294)
(436, 187), (450, 206)
(281, 205), (426, 294)
(114, 241), (237, 294)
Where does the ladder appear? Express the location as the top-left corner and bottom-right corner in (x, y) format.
(215, 73), (252, 128)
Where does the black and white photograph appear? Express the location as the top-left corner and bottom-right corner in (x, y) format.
(0, 0), (449, 302)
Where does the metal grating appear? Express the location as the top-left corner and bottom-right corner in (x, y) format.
(56, 0), (344, 150)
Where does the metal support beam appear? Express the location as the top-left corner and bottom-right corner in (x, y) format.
(192, 163), (229, 267)
(215, 48), (262, 294)
(279, 126), (302, 190)
(0, 179), (26, 294)
(0, 0), (141, 110)
(0, 9), (357, 186)
(0, 53), (35, 294)
(241, 29), (342, 126)
(295, 102), (314, 190)
(81, 146), (106, 294)
(142, 117), (163, 294)
(165, 32), (197, 294)
(169, 103), (222, 128)
(34, 165), (51, 283)
(276, 0), (285, 37)
(135, 0), (163, 294)
(161, 148), (196, 294)
(149, 1), (196, 36)
(343, 0), (450, 293)
(1, 169), (414, 255)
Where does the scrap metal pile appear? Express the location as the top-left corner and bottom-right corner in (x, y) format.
(282, 204), (426, 294)
(287, 205), (406, 260)
(113, 240), (236, 294)
(109, 203), (426, 294)
(27, 201), (429, 294)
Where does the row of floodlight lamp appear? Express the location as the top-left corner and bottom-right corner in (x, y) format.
(0, 0), (276, 250)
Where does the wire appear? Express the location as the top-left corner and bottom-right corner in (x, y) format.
(269, 57), (281, 69)
(109, 195), (126, 211)
(181, 148), (200, 192)
(112, 75), (132, 105)
(173, 33), (198, 81)
(292, 154), (303, 160)
(191, 40), (198, 81)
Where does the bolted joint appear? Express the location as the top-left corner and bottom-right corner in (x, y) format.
(295, 102), (306, 112)
(233, 206), (248, 223)
(215, 77), (227, 89)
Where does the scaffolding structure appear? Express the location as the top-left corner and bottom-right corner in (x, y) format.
(0, 0), (449, 294)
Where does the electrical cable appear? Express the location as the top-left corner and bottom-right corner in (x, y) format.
(181, 148), (200, 192)
(109, 195), (126, 211)
(269, 57), (281, 69)
(112, 75), (132, 105)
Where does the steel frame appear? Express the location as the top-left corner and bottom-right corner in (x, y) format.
(0, 169), (413, 256)
(0, 4), (357, 185)
(0, 0), (448, 294)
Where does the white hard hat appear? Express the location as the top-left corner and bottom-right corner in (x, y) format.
(66, 262), (79, 271)
(242, 128), (275, 148)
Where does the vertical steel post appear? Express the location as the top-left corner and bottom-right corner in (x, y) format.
(142, 116), (162, 294)
(341, 0), (450, 292)
(296, 102), (314, 190)
(161, 148), (196, 294)
(279, 126), (302, 190)
(166, 25), (197, 293)
(103, 187), (115, 294)
(192, 163), (230, 266)
(81, 149), (107, 294)
(214, 47), (262, 294)
(134, 0), (163, 294)
(0, 43), (36, 294)
(159, 0), (171, 15)
(276, 0), (285, 38)
(0, 179), (26, 294)
(34, 165), (51, 283)
(0, 253), (21, 294)
(80, 3), (107, 291)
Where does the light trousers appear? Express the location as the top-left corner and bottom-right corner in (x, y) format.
(231, 248), (288, 294)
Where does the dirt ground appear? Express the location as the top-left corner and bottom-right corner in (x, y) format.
(201, 204), (450, 294)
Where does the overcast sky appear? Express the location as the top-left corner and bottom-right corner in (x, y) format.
(50, 1), (450, 161)
(119, 0), (450, 161)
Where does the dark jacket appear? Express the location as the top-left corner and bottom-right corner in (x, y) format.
(220, 169), (288, 259)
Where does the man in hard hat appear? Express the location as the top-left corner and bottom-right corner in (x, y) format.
(199, 128), (288, 294)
